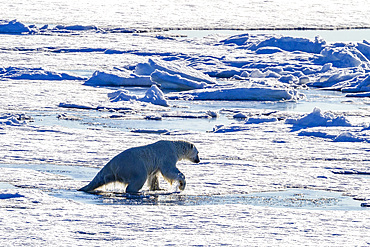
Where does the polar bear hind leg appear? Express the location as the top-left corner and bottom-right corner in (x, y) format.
(125, 174), (147, 194)
(148, 174), (161, 191)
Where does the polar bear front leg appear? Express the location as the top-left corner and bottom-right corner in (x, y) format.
(160, 166), (186, 191)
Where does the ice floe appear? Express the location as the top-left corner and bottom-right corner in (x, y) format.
(285, 108), (352, 128)
(169, 86), (305, 101)
(135, 58), (216, 85)
(0, 19), (31, 34)
(150, 70), (207, 90)
(0, 67), (84, 81)
(221, 34), (326, 53)
(84, 70), (152, 87)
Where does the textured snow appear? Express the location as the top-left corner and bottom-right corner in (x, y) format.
(1, 1), (370, 246)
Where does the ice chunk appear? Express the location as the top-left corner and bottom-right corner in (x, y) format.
(135, 58), (216, 84)
(109, 85), (168, 107)
(233, 113), (248, 119)
(0, 20), (30, 34)
(212, 124), (250, 133)
(356, 42), (370, 61)
(150, 70), (207, 90)
(345, 92), (370, 97)
(333, 132), (365, 142)
(249, 69), (266, 78)
(84, 70), (152, 87)
(245, 117), (278, 124)
(320, 63), (333, 72)
(255, 46), (283, 54)
(254, 36), (326, 54)
(285, 108), (352, 128)
(54, 24), (98, 31)
(309, 72), (361, 89)
(141, 85), (169, 106)
(314, 46), (362, 68)
(342, 75), (370, 93)
(108, 90), (139, 102)
(169, 87), (305, 101)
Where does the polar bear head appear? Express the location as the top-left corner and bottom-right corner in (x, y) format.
(175, 140), (200, 163)
(187, 143), (200, 163)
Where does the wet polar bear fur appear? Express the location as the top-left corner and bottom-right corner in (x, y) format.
(79, 140), (200, 194)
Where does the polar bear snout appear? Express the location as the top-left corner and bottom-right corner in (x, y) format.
(192, 154), (200, 163)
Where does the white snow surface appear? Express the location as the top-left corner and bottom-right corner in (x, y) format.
(1, 1), (370, 246)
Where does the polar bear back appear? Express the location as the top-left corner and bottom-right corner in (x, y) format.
(107, 141), (181, 180)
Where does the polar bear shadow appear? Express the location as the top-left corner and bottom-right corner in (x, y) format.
(79, 140), (200, 194)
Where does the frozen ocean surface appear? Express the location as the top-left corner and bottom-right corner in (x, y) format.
(1, 1), (370, 246)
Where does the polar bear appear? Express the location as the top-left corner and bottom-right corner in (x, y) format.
(79, 140), (200, 194)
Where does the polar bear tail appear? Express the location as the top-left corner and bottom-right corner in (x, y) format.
(78, 168), (112, 192)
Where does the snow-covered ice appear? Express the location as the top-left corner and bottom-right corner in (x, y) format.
(1, 1), (370, 246)
(109, 85), (169, 107)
